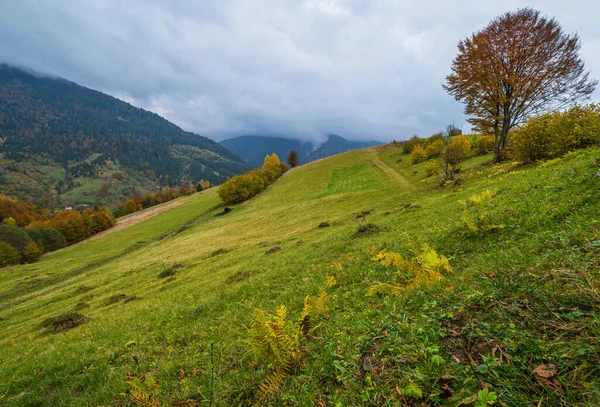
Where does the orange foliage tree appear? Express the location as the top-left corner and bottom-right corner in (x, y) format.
(444, 8), (597, 161)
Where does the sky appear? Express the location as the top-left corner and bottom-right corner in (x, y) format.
(1, 0), (598, 143)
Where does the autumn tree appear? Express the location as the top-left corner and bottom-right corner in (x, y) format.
(443, 135), (471, 180)
(287, 150), (299, 168)
(444, 8), (597, 161)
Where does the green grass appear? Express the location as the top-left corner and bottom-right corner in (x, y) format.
(1, 146), (599, 406)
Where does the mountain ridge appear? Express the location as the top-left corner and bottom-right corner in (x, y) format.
(220, 134), (380, 168)
(0, 64), (249, 207)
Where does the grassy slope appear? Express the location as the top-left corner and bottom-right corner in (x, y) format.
(0, 146), (599, 406)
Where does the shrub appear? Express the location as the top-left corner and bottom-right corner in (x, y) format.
(263, 153), (283, 177)
(82, 207), (115, 235)
(25, 227), (67, 252)
(443, 135), (471, 180)
(119, 199), (139, 216)
(425, 140), (445, 158)
(424, 161), (442, 177)
(0, 224), (33, 253)
(0, 241), (20, 267)
(403, 135), (421, 154)
(47, 210), (89, 244)
(510, 104), (600, 162)
(475, 135), (495, 155)
(510, 114), (554, 162)
(23, 242), (41, 263)
(410, 144), (427, 164)
(218, 172), (266, 205)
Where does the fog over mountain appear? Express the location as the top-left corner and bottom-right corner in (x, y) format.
(1, 0), (598, 143)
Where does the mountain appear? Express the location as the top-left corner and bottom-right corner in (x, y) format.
(220, 135), (313, 168)
(220, 134), (379, 168)
(307, 134), (378, 161)
(0, 64), (249, 207)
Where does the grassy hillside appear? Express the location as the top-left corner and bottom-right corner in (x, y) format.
(1, 145), (599, 406)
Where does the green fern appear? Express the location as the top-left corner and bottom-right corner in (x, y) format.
(459, 189), (504, 233)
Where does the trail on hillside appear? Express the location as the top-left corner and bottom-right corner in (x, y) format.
(368, 148), (416, 190)
(89, 197), (187, 241)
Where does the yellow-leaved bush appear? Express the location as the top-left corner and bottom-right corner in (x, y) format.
(366, 240), (451, 296)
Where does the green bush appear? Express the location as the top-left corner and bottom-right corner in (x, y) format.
(0, 241), (20, 267)
(25, 227), (67, 252)
(425, 140), (445, 158)
(510, 114), (554, 162)
(0, 224), (33, 253)
(218, 172), (267, 205)
(23, 242), (41, 263)
(475, 135), (495, 155)
(424, 161), (441, 177)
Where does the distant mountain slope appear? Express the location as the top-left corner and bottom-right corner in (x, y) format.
(220, 136), (313, 168)
(220, 134), (379, 168)
(0, 64), (249, 206)
(307, 134), (377, 161)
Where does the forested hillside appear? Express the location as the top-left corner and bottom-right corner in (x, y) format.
(0, 64), (248, 206)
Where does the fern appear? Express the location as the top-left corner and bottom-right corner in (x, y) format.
(459, 189), (504, 233)
(248, 293), (330, 403)
(365, 282), (403, 297)
(126, 375), (161, 407)
(249, 307), (302, 370)
(368, 239), (451, 295)
(255, 369), (286, 404)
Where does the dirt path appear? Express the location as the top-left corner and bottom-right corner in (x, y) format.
(368, 148), (416, 190)
(88, 197), (188, 241)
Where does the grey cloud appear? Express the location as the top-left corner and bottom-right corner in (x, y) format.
(1, 0), (598, 143)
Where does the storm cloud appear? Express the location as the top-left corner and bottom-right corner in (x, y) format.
(1, 0), (598, 143)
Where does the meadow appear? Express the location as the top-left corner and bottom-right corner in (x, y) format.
(1, 145), (599, 406)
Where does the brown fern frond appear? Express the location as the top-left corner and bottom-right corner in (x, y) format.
(171, 398), (198, 407)
(128, 390), (160, 407)
(255, 369), (286, 405)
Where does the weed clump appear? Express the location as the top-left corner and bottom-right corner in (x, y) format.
(158, 268), (177, 279)
(41, 312), (89, 333)
(210, 248), (230, 257)
(354, 224), (381, 236)
(225, 271), (254, 284)
(103, 293), (128, 306)
(265, 246), (281, 254)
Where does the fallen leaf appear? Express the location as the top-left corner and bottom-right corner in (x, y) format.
(533, 364), (564, 394)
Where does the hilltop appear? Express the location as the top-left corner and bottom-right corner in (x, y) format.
(0, 144), (599, 406)
(0, 64), (249, 207)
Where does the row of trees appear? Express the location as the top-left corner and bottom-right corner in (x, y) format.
(0, 205), (116, 267)
(218, 154), (288, 205)
(115, 180), (210, 217)
(444, 8), (597, 161)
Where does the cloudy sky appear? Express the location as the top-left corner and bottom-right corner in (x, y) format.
(1, 0), (598, 143)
